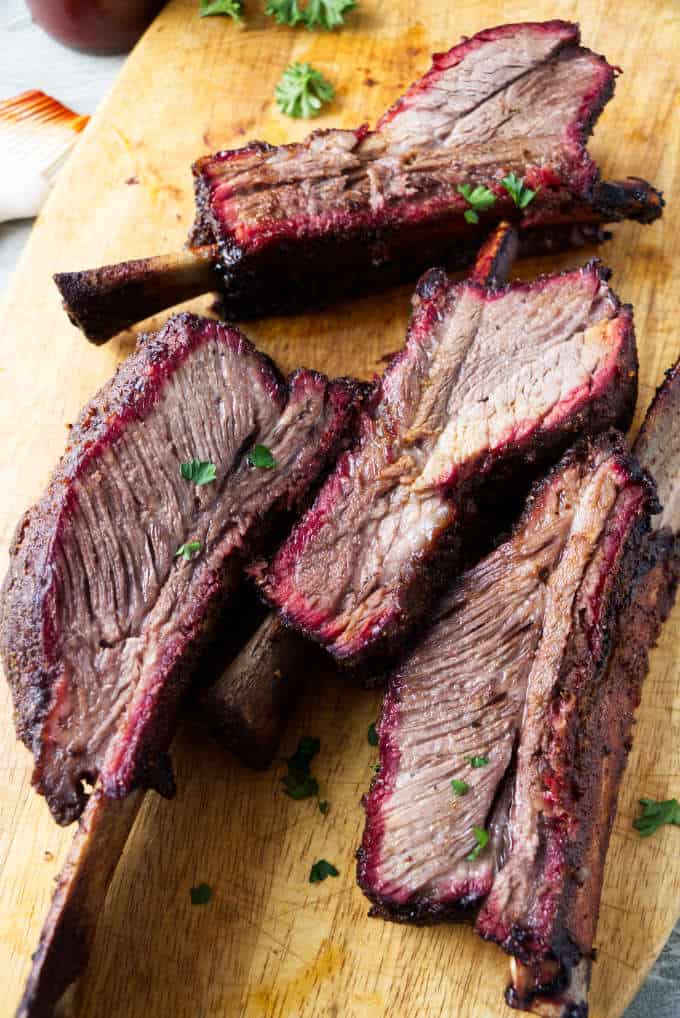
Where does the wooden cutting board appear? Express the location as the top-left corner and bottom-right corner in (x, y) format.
(0, 1), (678, 1016)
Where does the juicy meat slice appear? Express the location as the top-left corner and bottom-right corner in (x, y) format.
(189, 20), (662, 320)
(260, 262), (637, 663)
(357, 436), (646, 921)
(500, 361), (680, 1018)
(0, 312), (359, 824)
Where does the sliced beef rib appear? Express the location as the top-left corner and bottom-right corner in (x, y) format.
(0, 312), (359, 824)
(356, 435), (651, 922)
(259, 262), (637, 663)
(496, 360), (680, 1018)
(55, 20), (663, 342)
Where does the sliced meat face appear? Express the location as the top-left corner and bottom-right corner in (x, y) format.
(0, 313), (359, 824)
(189, 21), (662, 319)
(357, 437), (643, 921)
(260, 263), (637, 663)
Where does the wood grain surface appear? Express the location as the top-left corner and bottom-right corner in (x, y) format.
(0, 1), (678, 1016)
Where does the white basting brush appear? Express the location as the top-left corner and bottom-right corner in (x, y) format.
(0, 89), (89, 223)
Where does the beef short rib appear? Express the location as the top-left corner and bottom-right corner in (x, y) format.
(260, 262), (637, 663)
(0, 312), (359, 825)
(356, 435), (651, 923)
(493, 360), (680, 1017)
(55, 20), (663, 342)
(192, 20), (660, 317)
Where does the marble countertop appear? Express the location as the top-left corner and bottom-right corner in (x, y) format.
(0, 3), (677, 1016)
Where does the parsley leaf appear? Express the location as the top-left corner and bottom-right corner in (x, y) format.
(275, 62), (334, 119)
(265, 0), (305, 24)
(265, 0), (355, 29)
(467, 755), (489, 769)
(175, 540), (202, 561)
(309, 859), (339, 882)
(283, 736), (321, 799)
(367, 722), (379, 746)
(634, 797), (680, 837)
(199, 0), (244, 20)
(318, 799), (329, 815)
(248, 444), (276, 469)
(190, 882), (212, 905)
(501, 172), (538, 209)
(452, 779), (469, 796)
(304, 0), (356, 29)
(457, 183), (496, 225)
(180, 459), (217, 485)
(466, 827), (489, 861)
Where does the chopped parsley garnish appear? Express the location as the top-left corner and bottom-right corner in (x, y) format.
(457, 183), (497, 224)
(634, 797), (680, 837)
(248, 444), (276, 469)
(275, 62), (334, 119)
(199, 0), (244, 20)
(452, 779), (469, 796)
(266, 0), (355, 28)
(318, 799), (329, 815)
(466, 827), (489, 861)
(282, 735), (320, 799)
(309, 859), (339, 882)
(180, 459), (217, 485)
(190, 882), (212, 905)
(175, 540), (202, 561)
(467, 755), (489, 769)
(266, 0), (304, 24)
(367, 722), (379, 746)
(373, 763), (381, 774)
(501, 172), (538, 209)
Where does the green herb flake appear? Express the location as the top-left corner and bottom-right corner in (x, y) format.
(452, 779), (469, 796)
(466, 826), (490, 861)
(275, 62), (334, 119)
(467, 755), (489, 769)
(265, 0), (304, 24)
(248, 444), (276, 469)
(175, 540), (202, 561)
(199, 0), (244, 21)
(283, 736), (321, 800)
(634, 797), (680, 837)
(373, 763), (381, 774)
(457, 183), (496, 224)
(309, 859), (339, 883)
(266, 0), (355, 29)
(318, 799), (329, 815)
(303, 0), (356, 30)
(180, 459), (217, 486)
(501, 172), (538, 210)
(367, 722), (379, 746)
(190, 882), (212, 905)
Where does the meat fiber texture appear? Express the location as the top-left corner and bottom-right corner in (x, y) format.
(191, 20), (663, 319)
(356, 435), (650, 922)
(0, 312), (359, 825)
(260, 262), (637, 664)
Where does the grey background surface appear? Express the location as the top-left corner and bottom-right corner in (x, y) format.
(0, 2), (677, 1015)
